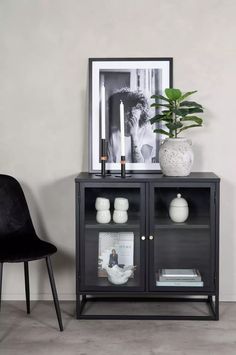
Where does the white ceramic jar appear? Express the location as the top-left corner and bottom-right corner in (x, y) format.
(169, 193), (189, 223)
(96, 210), (111, 224)
(95, 197), (110, 211)
(113, 210), (128, 224)
(114, 197), (129, 211)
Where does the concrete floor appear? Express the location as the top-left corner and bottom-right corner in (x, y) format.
(0, 301), (236, 355)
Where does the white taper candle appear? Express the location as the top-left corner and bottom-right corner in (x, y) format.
(120, 100), (125, 156)
(101, 84), (106, 139)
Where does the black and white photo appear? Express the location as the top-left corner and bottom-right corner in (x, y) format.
(89, 58), (173, 172)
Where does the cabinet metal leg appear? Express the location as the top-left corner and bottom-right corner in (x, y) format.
(24, 262), (30, 314)
(0, 263), (3, 311)
(46, 257), (63, 331)
(215, 294), (219, 320)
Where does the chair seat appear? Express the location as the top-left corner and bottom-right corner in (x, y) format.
(0, 232), (57, 263)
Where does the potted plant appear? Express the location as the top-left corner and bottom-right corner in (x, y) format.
(150, 88), (204, 176)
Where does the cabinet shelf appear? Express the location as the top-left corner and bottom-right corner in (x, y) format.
(85, 213), (140, 230)
(84, 278), (140, 288)
(154, 216), (210, 230)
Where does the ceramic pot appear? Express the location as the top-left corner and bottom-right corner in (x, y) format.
(95, 197), (110, 211)
(169, 193), (189, 223)
(114, 197), (129, 211)
(96, 210), (111, 224)
(159, 138), (193, 176)
(113, 210), (128, 224)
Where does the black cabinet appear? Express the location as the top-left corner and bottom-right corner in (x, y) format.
(75, 172), (220, 320)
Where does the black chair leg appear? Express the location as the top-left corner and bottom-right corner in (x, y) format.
(24, 262), (30, 314)
(0, 263), (3, 311)
(45, 256), (63, 331)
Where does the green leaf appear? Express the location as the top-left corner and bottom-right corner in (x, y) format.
(179, 91), (197, 102)
(181, 116), (203, 125)
(153, 128), (170, 136)
(174, 107), (203, 116)
(180, 101), (203, 108)
(165, 88), (182, 101)
(150, 115), (172, 124)
(151, 94), (171, 102)
(166, 122), (183, 131)
(179, 124), (202, 133)
(188, 107), (203, 114)
(150, 103), (171, 108)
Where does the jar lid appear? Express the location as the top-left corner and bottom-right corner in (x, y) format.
(170, 193), (188, 207)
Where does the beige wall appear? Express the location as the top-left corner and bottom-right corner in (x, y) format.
(0, 0), (235, 300)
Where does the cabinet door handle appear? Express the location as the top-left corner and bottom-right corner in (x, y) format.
(141, 236), (146, 241)
(149, 235), (154, 240)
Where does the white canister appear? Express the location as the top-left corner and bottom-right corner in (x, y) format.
(113, 210), (128, 224)
(114, 197), (129, 211)
(96, 210), (111, 224)
(169, 193), (189, 223)
(95, 197), (110, 211)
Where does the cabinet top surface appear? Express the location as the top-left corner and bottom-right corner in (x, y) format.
(75, 172), (220, 182)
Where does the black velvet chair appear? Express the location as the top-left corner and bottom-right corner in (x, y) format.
(0, 175), (63, 331)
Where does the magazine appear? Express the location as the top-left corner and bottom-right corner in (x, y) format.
(98, 232), (134, 277)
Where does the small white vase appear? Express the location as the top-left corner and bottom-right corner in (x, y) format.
(159, 138), (193, 176)
(95, 197), (110, 211)
(113, 210), (128, 224)
(96, 210), (111, 224)
(114, 197), (129, 211)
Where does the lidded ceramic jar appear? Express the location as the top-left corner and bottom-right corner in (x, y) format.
(169, 193), (189, 223)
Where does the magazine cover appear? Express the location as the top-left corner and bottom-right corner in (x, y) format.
(98, 232), (134, 277)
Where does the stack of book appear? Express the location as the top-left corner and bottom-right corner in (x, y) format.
(156, 269), (203, 287)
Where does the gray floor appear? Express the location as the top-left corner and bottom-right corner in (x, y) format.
(0, 301), (236, 355)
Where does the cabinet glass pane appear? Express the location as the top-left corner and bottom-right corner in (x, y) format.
(81, 186), (145, 291)
(154, 187), (210, 228)
(150, 186), (214, 291)
(150, 229), (213, 291)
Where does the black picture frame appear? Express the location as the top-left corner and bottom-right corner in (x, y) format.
(89, 57), (173, 173)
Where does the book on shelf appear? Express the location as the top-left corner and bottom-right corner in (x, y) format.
(156, 280), (204, 287)
(156, 269), (203, 287)
(159, 268), (202, 281)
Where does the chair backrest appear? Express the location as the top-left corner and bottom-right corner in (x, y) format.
(0, 175), (35, 237)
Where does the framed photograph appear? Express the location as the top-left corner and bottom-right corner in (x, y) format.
(98, 232), (134, 277)
(89, 57), (173, 173)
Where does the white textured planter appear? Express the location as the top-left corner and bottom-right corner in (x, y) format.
(159, 138), (193, 176)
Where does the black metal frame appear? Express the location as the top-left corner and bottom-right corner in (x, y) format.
(88, 57), (173, 174)
(76, 294), (219, 320)
(75, 172), (220, 320)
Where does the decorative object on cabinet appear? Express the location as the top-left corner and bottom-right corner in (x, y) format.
(113, 197), (129, 223)
(95, 197), (111, 223)
(89, 57), (173, 173)
(150, 88), (204, 176)
(75, 172), (220, 320)
(169, 193), (189, 223)
(114, 197), (129, 211)
(104, 265), (136, 285)
(95, 197), (110, 210)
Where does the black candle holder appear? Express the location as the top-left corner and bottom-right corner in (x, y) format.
(115, 155), (131, 178)
(121, 155), (126, 178)
(96, 139), (110, 177)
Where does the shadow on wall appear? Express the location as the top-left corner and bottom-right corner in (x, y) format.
(21, 174), (77, 299)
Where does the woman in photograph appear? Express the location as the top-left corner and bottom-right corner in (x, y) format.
(107, 88), (156, 163)
(108, 249), (118, 268)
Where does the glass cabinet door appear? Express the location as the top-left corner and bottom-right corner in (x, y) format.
(149, 183), (215, 292)
(79, 182), (146, 291)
